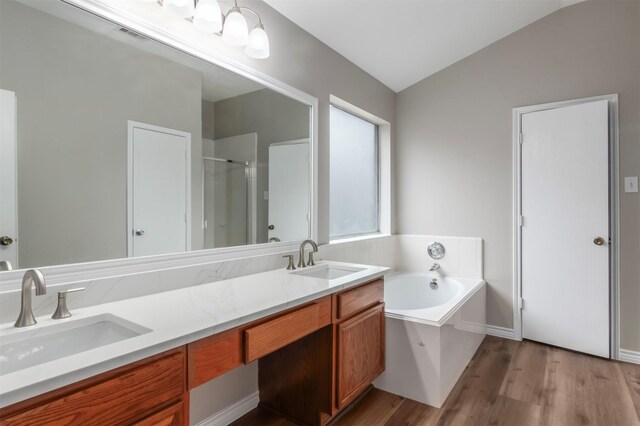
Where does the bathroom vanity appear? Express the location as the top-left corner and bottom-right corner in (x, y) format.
(0, 262), (387, 425)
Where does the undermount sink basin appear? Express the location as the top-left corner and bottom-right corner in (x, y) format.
(292, 264), (366, 280)
(0, 314), (151, 375)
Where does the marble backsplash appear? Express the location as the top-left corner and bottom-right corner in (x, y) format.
(0, 249), (297, 325)
(0, 234), (481, 324)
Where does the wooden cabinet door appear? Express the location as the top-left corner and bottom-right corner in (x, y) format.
(336, 303), (385, 408)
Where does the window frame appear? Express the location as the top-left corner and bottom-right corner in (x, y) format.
(329, 104), (381, 240)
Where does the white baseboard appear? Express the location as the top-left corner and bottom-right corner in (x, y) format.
(485, 324), (516, 340)
(195, 391), (259, 426)
(619, 348), (640, 365)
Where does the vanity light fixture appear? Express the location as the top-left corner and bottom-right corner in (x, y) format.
(143, 0), (270, 59)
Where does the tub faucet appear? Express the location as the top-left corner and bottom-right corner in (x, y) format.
(298, 239), (318, 268)
(15, 269), (47, 328)
(429, 263), (440, 272)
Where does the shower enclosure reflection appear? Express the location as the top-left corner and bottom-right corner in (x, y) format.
(204, 157), (251, 249)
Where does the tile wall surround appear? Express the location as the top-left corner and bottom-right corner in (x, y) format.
(0, 234), (482, 324)
(317, 235), (396, 268)
(395, 235), (483, 279)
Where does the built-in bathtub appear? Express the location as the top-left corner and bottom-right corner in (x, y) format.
(374, 271), (486, 408)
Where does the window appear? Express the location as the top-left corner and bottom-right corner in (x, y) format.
(330, 105), (379, 239)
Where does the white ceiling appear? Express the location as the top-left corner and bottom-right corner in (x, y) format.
(264, 0), (585, 92)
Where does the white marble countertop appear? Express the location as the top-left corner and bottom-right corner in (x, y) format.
(0, 261), (388, 408)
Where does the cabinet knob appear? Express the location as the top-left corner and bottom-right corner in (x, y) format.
(593, 236), (605, 246)
(0, 236), (14, 246)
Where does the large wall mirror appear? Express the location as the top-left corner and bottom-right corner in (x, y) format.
(0, 0), (314, 273)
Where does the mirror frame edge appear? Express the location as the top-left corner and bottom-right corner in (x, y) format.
(0, 0), (319, 290)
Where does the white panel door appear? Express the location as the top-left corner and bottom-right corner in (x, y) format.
(128, 122), (190, 257)
(268, 141), (309, 242)
(0, 89), (18, 269)
(521, 100), (609, 357)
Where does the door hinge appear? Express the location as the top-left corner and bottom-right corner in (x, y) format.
(519, 133), (523, 144)
(518, 215), (524, 227)
(519, 297), (525, 310)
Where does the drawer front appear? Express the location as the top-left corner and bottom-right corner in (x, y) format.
(1, 350), (185, 425)
(245, 296), (331, 363)
(337, 279), (384, 320)
(188, 327), (243, 389)
(134, 401), (184, 426)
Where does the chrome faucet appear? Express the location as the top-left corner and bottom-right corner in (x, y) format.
(298, 239), (318, 268)
(429, 263), (440, 272)
(15, 269), (47, 328)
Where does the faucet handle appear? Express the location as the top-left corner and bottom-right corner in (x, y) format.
(52, 287), (85, 319)
(283, 255), (296, 270)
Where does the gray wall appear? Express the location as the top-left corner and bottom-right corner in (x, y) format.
(396, 1), (640, 351)
(214, 89), (310, 243)
(0, 0), (204, 267)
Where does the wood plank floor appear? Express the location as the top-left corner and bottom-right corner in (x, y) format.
(232, 336), (640, 426)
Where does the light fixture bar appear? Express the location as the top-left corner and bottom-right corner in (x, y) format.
(145, 0), (270, 59)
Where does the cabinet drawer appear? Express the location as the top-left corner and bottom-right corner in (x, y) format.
(245, 296), (331, 363)
(134, 401), (185, 426)
(188, 327), (243, 389)
(1, 350), (185, 425)
(336, 279), (384, 320)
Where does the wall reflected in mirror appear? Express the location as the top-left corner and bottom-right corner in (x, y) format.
(0, 0), (312, 271)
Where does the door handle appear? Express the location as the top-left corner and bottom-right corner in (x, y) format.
(0, 236), (14, 246)
(135, 229), (145, 236)
(593, 236), (605, 246)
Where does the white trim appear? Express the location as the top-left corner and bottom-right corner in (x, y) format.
(0, 0), (319, 290)
(485, 325), (516, 340)
(127, 120), (192, 257)
(270, 138), (309, 147)
(328, 233), (392, 246)
(512, 94), (620, 358)
(0, 89), (18, 268)
(195, 391), (259, 426)
(619, 349), (640, 365)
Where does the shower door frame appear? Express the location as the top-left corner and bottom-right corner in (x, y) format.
(202, 157), (256, 247)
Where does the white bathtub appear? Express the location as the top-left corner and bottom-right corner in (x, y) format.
(374, 271), (486, 408)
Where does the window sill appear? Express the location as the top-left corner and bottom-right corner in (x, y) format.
(328, 233), (392, 246)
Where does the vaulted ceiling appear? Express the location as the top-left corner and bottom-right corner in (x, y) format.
(264, 0), (585, 92)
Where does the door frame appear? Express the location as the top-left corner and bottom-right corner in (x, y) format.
(127, 120), (192, 257)
(0, 89), (18, 268)
(512, 94), (620, 359)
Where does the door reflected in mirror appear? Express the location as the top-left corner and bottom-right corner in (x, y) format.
(0, 0), (312, 271)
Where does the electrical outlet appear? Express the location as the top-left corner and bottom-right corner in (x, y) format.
(624, 176), (638, 193)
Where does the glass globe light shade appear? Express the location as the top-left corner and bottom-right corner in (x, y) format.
(244, 24), (270, 59)
(163, 0), (195, 19)
(193, 0), (223, 33)
(222, 7), (249, 46)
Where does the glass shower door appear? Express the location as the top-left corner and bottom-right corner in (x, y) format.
(203, 158), (248, 249)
